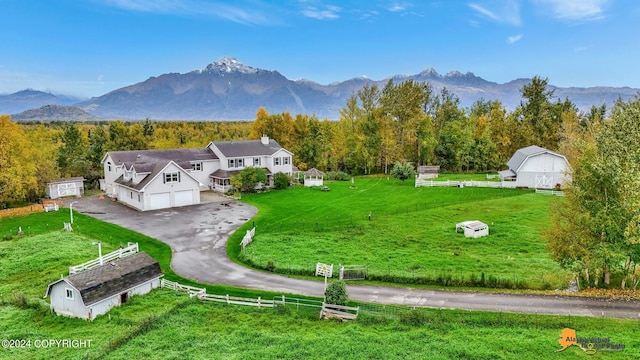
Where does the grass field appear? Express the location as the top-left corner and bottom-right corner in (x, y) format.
(1, 208), (638, 359)
(233, 177), (570, 289)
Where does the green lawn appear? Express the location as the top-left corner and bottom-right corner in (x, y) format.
(0, 207), (638, 359)
(234, 177), (570, 289)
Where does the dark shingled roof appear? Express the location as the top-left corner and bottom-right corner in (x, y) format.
(106, 148), (218, 166)
(213, 139), (285, 157)
(115, 159), (173, 191)
(209, 168), (272, 179)
(304, 168), (324, 176)
(47, 252), (162, 306)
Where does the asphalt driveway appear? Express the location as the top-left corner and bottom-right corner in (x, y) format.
(72, 195), (640, 319)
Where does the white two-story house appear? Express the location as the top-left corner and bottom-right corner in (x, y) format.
(101, 136), (293, 211)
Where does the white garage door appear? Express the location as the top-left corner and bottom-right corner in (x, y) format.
(56, 183), (77, 198)
(174, 190), (194, 207)
(149, 192), (171, 210)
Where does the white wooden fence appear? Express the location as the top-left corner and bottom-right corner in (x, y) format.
(240, 227), (256, 249)
(415, 179), (518, 189)
(319, 303), (360, 320)
(535, 189), (565, 196)
(161, 278), (276, 308)
(69, 242), (139, 274)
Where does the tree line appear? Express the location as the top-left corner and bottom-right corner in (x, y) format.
(251, 76), (604, 174)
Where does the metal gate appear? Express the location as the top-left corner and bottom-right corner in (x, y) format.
(339, 265), (367, 280)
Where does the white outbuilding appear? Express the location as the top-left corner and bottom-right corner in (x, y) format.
(44, 252), (162, 321)
(303, 168), (324, 187)
(456, 221), (489, 238)
(498, 145), (571, 189)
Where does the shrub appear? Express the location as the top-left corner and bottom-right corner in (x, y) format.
(273, 172), (290, 190)
(266, 260), (276, 272)
(324, 281), (348, 305)
(399, 309), (428, 326)
(324, 171), (351, 181)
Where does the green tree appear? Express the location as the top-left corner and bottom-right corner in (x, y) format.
(57, 123), (89, 177)
(390, 162), (415, 182)
(230, 167), (267, 193)
(547, 97), (640, 288)
(324, 281), (348, 305)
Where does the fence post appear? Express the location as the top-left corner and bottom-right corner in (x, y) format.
(258, 296), (261, 308)
(226, 294), (230, 304)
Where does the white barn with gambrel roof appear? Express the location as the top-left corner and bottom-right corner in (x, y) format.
(498, 145), (571, 189)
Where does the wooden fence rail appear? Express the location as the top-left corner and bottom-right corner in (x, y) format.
(161, 279), (275, 308)
(69, 242), (139, 274)
(415, 179), (518, 188)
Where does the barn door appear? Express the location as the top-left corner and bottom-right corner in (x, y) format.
(535, 175), (553, 188)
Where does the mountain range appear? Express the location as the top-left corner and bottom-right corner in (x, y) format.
(3, 57), (639, 121)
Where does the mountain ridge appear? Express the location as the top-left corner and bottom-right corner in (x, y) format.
(3, 57), (638, 120)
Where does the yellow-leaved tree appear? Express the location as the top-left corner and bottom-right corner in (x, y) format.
(0, 115), (38, 206)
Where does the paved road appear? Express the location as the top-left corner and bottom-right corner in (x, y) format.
(73, 196), (640, 319)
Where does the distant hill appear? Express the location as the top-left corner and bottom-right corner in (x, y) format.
(0, 89), (83, 115)
(12, 104), (100, 121)
(5, 58), (640, 120)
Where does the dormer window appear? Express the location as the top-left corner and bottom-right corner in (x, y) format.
(192, 162), (202, 171)
(164, 172), (180, 183)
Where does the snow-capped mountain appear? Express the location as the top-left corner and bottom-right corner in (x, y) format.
(3, 57), (638, 120)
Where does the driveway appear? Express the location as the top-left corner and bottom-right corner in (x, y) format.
(72, 196), (640, 319)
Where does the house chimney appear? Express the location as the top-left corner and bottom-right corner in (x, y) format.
(261, 135), (269, 145)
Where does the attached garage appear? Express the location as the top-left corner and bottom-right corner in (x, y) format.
(174, 190), (194, 207)
(149, 193), (171, 210)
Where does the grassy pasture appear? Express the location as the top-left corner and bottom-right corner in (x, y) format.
(1, 207), (638, 359)
(234, 177), (570, 289)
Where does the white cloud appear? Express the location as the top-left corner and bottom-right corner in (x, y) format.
(102, 0), (272, 25)
(388, 2), (411, 12)
(467, 0), (521, 26)
(301, 5), (341, 20)
(507, 34), (522, 44)
(533, 0), (610, 21)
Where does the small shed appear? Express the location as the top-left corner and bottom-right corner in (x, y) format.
(47, 177), (85, 199)
(417, 165), (440, 179)
(44, 252), (162, 321)
(456, 221), (489, 238)
(304, 168), (325, 187)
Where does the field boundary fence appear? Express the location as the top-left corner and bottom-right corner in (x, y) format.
(69, 242), (139, 274)
(415, 179), (517, 189)
(161, 279), (326, 311)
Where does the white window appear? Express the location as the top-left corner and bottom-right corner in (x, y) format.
(238, 158), (244, 167)
(192, 162), (202, 171)
(274, 157), (280, 166)
(228, 159), (235, 168)
(283, 157), (290, 165)
(253, 157), (261, 166)
(164, 172), (180, 183)
(65, 288), (73, 300)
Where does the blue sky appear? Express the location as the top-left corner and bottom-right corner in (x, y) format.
(1, 0), (638, 98)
